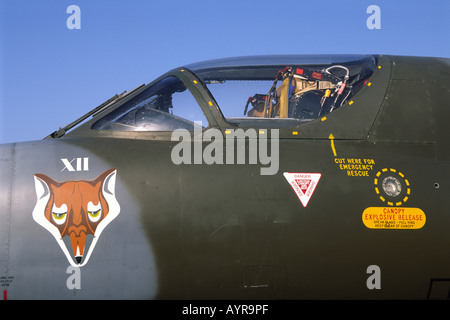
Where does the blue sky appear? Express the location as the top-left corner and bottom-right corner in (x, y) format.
(0, 0), (449, 144)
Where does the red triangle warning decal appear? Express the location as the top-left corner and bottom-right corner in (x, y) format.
(283, 172), (321, 207)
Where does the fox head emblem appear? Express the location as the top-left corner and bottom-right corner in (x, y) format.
(32, 169), (120, 267)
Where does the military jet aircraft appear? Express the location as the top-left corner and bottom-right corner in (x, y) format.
(0, 54), (449, 300)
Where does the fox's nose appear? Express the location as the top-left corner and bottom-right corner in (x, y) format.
(75, 256), (82, 264)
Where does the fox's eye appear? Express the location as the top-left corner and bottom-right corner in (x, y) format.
(51, 204), (67, 225)
(52, 212), (66, 221)
(87, 201), (102, 223)
(88, 210), (100, 217)
(88, 209), (101, 219)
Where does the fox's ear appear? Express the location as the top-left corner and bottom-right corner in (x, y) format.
(34, 174), (57, 199)
(94, 169), (117, 197)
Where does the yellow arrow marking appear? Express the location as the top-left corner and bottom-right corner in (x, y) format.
(329, 134), (336, 157)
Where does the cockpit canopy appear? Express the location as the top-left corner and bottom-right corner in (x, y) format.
(92, 55), (377, 132)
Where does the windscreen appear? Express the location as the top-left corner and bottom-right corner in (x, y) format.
(92, 76), (208, 131)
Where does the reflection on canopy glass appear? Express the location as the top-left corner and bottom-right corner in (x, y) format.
(93, 76), (208, 131)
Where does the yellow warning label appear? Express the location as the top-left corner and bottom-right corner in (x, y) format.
(362, 207), (426, 229)
(334, 158), (375, 177)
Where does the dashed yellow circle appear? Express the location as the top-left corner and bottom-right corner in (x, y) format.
(373, 168), (411, 206)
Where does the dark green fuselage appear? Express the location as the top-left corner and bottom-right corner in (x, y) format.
(0, 55), (449, 299)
